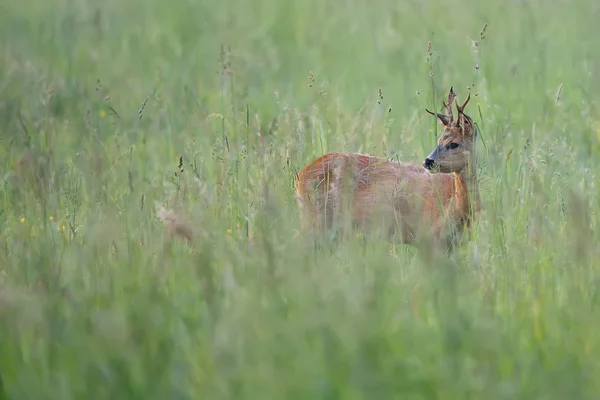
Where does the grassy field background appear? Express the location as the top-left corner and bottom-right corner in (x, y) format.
(1, 0), (600, 398)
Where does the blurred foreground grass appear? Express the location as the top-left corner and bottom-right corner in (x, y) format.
(1, 0), (600, 398)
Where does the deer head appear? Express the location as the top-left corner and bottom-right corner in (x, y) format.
(423, 87), (477, 173)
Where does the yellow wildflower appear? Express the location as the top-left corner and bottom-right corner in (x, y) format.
(20, 217), (25, 223)
(226, 228), (232, 234)
(49, 216), (54, 221)
(99, 109), (106, 118)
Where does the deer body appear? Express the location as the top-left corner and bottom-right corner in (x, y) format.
(295, 88), (480, 249)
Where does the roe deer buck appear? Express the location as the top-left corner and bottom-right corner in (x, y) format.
(294, 87), (480, 250)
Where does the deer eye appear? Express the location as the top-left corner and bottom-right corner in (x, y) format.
(447, 143), (460, 150)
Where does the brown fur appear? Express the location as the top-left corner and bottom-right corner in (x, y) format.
(155, 201), (194, 243)
(295, 88), (481, 249)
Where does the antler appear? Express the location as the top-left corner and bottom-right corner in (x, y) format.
(455, 91), (471, 116)
(425, 87), (456, 125)
(442, 87), (456, 121)
(455, 91), (471, 128)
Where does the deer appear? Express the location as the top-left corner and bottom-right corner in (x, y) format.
(294, 87), (480, 251)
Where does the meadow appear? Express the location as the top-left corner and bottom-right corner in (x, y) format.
(1, 0), (600, 398)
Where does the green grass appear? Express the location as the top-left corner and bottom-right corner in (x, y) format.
(1, 0), (600, 398)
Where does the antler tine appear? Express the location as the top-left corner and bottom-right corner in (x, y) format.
(442, 87), (456, 122)
(456, 91), (471, 114)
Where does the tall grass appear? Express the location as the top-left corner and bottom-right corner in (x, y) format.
(1, 0), (600, 398)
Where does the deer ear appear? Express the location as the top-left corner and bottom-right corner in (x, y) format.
(460, 116), (476, 136)
(470, 121), (478, 137)
(426, 109), (451, 126)
(437, 114), (451, 126)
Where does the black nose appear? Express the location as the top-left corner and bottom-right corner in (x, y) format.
(423, 158), (435, 169)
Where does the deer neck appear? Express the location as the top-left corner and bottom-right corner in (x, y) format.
(453, 160), (480, 225)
